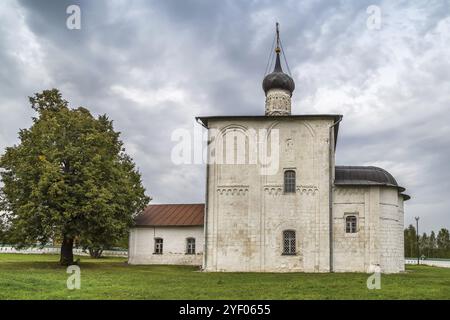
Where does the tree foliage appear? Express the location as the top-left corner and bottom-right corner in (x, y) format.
(0, 89), (150, 264)
(404, 225), (450, 259)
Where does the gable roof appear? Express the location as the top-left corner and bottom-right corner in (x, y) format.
(134, 204), (204, 227)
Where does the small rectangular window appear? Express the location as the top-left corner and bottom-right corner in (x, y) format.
(345, 216), (358, 233)
(283, 230), (296, 255)
(186, 238), (196, 255)
(154, 238), (163, 254)
(284, 170), (296, 193)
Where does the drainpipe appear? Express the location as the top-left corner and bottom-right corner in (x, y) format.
(197, 118), (209, 271)
(329, 116), (342, 272)
(203, 153), (209, 270)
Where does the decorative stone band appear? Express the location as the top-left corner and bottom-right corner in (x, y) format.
(296, 185), (319, 195)
(263, 185), (318, 196)
(217, 185), (249, 196)
(334, 187), (365, 196)
(380, 217), (400, 222)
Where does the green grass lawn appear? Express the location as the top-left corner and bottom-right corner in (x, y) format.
(0, 253), (449, 300)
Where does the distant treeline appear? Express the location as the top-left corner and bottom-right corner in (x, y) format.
(404, 225), (450, 259)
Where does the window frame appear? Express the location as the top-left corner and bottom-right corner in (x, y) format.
(186, 237), (196, 255)
(154, 237), (163, 254)
(284, 170), (296, 193)
(345, 215), (358, 234)
(282, 229), (297, 255)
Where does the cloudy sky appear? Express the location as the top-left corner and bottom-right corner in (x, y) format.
(0, 0), (449, 232)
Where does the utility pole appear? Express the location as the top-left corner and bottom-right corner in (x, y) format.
(415, 216), (420, 265)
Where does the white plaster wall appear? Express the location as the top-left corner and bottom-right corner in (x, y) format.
(333, 186), (405, 273)
(204, 117), (334, 272)
(405, 259), (450, 268)
(379, 189), (405, 273)
(0, 246), (127, 257)
(128, 226), (203, 265)
(333, 186), (367, 272)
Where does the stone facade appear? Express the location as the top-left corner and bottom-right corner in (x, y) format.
(333, 186), (405, 273)
(128, 226), (203, 265)
(128, 115), (406, 273)
(200, 116), (406, 273)
(203, 116), (336, 272)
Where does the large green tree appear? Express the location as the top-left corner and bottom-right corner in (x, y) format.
(0, 89), (149, 265)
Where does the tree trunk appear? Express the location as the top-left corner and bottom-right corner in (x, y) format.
(60, 236), (74, 265)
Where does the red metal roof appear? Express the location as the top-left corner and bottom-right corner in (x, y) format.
(134, 204), (205, 227)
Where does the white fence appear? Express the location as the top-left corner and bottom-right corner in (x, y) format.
(405, 258), (450, 268)
(1, 247), (448, 267)
(0, 245), (127, 257)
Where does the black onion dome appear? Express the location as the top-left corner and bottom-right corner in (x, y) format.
(262, 53), (295, 95)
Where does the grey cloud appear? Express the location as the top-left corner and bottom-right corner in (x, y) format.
(0, 0), (449, 232)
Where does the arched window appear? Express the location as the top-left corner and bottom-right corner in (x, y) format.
(186, 238), (196, 255)
(154, 238), (163, 254)
(282, 230), (296, 255)
(284, 170), (296, 193)
(346, 216), (358, 233)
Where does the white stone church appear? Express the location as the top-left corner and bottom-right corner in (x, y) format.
(128, 29), (409, 273)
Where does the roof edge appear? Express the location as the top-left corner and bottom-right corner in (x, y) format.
(196, 114), (343, 128)
(334, 181), (407, 193)
(142, 203), (205, 206)
(132, 224), (204, 228)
